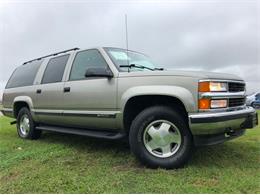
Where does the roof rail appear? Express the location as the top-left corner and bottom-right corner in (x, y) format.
(23, 47), (80, 65)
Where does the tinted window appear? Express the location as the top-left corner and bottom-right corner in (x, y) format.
(70, 50), (108, 81)
(256, 93), (260, 100)
(42, 55), (69, 84)
(6, 60), (42, 88)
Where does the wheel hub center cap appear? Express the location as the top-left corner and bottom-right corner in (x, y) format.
(143, 120), (182, 158)
(157, 134), (170, 146)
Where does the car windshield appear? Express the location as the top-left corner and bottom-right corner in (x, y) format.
(104, 47), (156, 72)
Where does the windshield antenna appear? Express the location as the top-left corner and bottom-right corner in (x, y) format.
(125, 14), (130, 72)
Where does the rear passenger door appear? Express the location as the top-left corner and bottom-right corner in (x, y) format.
(33, 54), (70, 125)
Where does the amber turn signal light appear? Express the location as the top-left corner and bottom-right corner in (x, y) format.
(198, 82), (210, 92)
(199, 99), (210, 109)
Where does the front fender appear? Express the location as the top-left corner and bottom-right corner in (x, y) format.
(120, 85), (196, 113)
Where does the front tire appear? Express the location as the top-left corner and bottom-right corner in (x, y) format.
(129, 106), (193, 169)
(252, 102), (259, 109)
(16, 107), (41, 139)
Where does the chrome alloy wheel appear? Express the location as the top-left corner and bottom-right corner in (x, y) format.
(19, 114), (30, 136)
(143, 120), (182, 158)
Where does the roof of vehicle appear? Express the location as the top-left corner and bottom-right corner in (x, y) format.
(22, 47), (80, 65)
(22, 47), (146, 66)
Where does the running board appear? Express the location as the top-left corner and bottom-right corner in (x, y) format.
(36, 125), (126, 140)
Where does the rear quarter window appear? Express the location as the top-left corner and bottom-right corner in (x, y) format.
(6, 60), (42, 89)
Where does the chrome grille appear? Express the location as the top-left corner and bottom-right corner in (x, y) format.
(228, 98), (245, 107)
(228, 82), (245, 92)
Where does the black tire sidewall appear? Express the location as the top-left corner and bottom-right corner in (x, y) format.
(129, 106), (193, 169)
(16, 107), (39, 139)
(252, 102), (258, 108)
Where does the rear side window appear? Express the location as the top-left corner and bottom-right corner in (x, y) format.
(6, 60), (42, 88)
(41, 55), (69, 84)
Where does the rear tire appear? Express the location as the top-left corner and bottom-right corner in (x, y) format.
(129, 106), (193, 169)
(16, 107), (41, 140)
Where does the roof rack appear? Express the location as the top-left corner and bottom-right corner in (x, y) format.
(23, 47), (80, 65)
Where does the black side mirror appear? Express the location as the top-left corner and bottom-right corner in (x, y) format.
(85, 68), (113, 78)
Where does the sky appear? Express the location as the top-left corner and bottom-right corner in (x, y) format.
(0, 0), (259, 100)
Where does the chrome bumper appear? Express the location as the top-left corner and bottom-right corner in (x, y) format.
(189, 107), (258, 135)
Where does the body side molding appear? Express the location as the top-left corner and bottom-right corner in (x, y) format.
(31, 109), (120, 118)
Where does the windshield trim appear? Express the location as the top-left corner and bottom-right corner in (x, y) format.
(103, 47), (149, 57)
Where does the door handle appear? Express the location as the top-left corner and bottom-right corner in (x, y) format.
(64, 87), (70, 93)
(36, 89), (42, 94)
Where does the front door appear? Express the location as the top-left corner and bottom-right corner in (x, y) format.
(62, 49), (118, 130)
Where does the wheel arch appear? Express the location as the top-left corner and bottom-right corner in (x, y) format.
(120, 86), (196, 132)
(13, 96), (34, 118)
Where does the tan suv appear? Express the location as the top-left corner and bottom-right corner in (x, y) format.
(2, 47), (258, 168)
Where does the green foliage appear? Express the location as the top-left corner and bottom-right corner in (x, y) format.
(0, 112), (259, 193)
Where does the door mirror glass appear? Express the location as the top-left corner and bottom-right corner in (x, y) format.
(85, 68), (113, 78)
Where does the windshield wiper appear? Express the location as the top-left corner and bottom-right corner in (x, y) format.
(119, 64), (164, 71)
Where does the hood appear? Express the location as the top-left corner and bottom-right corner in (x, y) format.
(118, 69), (244, 81)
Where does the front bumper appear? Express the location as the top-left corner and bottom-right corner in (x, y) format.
(189, 107), (258, 146)
(189, 107), (258, 145)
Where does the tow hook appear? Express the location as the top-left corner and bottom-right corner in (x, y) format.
(10, 120), (17, 125)
(224, 128), (233, 138)
(226, 130), (240, 138)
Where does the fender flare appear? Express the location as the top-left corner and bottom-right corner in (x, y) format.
(120, 85), (196, 113)
(13, 96), (34, 111)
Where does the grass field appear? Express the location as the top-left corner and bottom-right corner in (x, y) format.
(0, 112), (259, 193)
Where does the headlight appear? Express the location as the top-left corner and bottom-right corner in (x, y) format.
(210, 99), (227, 108)
(199, 99), (228, 109)
(199, 81), (228, 92)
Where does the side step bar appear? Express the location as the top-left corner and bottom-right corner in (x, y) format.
(36, 125), (126, 140)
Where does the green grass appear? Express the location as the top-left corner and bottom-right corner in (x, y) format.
(0, 112), (259, 193)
